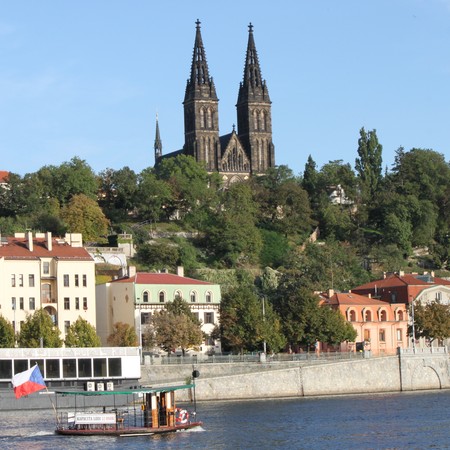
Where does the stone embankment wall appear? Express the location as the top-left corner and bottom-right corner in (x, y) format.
(140, 349), (450, 401)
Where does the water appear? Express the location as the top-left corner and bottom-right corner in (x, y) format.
(1, 391), (450, 449)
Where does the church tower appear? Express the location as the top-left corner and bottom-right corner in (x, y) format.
(236, 23), (275, 174)
(154, 114), (162, 162)
(183, 20), (221, 171)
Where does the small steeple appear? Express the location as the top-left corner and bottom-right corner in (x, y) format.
(154, 113), (162, 162)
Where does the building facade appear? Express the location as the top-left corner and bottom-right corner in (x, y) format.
(96, 267), (221, 354)
(322, 291), (409, 356)
(156, 21), (275, 185)
(0, 232), (96, 342)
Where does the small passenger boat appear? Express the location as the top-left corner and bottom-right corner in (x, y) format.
(54, 382), (202, 436)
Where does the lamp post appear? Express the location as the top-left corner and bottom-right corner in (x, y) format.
(262, 296), (267, 355)
(411, 296), (416, 352)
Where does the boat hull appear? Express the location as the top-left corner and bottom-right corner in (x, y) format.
(55, 421), (203, 436)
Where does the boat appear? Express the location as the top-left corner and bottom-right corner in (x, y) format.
(54, 382), (202, 436)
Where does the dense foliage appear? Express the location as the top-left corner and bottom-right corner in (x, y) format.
(18, 309), (63, 348)
(65, 317), (102, 347)
(2, 127), (450, 352)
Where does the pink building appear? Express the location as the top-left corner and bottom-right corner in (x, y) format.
(321, 291), (409, 355)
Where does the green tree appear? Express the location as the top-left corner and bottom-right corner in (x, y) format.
(107, 322), (138, 347)
(18, 309), (63, 348)
(355, 128), (383, 202)
(148, 297), (203, 355)
(0, 316), (15, 348)
(61, 194), (109, 242)
(411, 300), (450, 345)
(137, 241), (180, 271)
(207, 182), (262, 267)
(65, 317), (102, 347)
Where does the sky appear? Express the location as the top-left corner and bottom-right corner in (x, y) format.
(1, 0), (449, 178)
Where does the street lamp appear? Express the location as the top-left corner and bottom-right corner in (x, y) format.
(410, 296), (416, 352)
(262, 296), (267, 355)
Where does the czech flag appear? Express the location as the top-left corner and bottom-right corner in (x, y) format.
(12, 364), (46, 399)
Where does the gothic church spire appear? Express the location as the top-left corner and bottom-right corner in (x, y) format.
(154, 113), (162, 162)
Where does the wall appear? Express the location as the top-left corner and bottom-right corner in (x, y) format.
(141, 349), (450, 401)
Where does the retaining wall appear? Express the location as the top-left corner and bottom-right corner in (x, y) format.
(141, 350), (450, 401)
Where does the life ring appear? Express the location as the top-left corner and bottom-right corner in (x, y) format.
(176, 408), (189, 424)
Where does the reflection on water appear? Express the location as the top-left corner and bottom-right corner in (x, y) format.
(1, 391), (450, 449)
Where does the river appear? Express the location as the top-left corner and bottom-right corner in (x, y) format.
(1, 390), (450, 449)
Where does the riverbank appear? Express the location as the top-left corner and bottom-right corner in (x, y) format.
(141, 348), (450, 401)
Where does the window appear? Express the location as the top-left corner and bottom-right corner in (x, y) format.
(64, 297), (70, 310)
(11, 275), (15, 287)
(364, 310), (372, 322)
(364, 329), (371, 342)
(28, 274), (35, 287)
(397, 329), (403, 341)
(83, 275), (87, 287)
(75, 275), (79, 287)
(204, 312), (214, 324)
(83, 297), (88, 310)
(19, 298), (24, 310)
(379, 329), (386, 342)
(42, 284), (51, 303)
(206, 292), (212, 303)
(175, 290), (182, 300)
(19, 274), (23, 287)
(159, 291), (165, 303)
(436, 292), (442, 301)
(379, 310), (387, 321)
(63, 274), (69, 287)
(43, 262), (49, 275)
(349, 310), (356, 322)
(190, 291), (197, 303)
(75, 297), (80, 310)
(11, 297), (16, 310)
(29, 297), (35, 310)
(397, 310), (404, 321)
(64, 321), (70, 334)
(141, 312), (151, 325)
(143, 291), (149, 303)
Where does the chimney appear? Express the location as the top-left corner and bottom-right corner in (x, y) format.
(177, 266), (184, 278)
(128, 266), (136, 278)
(327, 288), (334, 298)
(46, 231), (52, 251)
(368, 293), (371, 298)
(26, 231), (33, 252)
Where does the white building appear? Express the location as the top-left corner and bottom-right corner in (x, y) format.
(0, 232), (96, 342)
(96, 266), (222, 354)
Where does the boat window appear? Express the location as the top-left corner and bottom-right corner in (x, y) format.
(78, 359), (92, 377)
(94, 358), (107, 377)
(14, 359), (28, 375)
(46, 359), (60, 378)
(63, 359), (77, 378)
(0, 360), (12, 379)
(108, 358), (122, 377)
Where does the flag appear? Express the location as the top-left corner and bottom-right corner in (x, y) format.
(12, 364), (46, 399)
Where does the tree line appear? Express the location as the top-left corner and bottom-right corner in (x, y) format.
(1, 127), (450, 352)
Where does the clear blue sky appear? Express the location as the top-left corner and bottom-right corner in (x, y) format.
(1, 0), (449, 177)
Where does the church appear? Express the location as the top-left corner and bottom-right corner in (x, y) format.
(155, 20), (276, 184)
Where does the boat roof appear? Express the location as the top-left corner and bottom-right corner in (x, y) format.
(54, 383), (194, 396)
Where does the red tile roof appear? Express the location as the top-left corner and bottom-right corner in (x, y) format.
(353, 273), (450, 290)
(0, 237), (92, 260)
(328, 292), (389, 306)
(0, 171), (9, 183)
(112, 272), (213, 285)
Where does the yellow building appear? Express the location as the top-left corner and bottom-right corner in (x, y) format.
(0, 231), (96, 342)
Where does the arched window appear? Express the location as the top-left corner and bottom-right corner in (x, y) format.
(143, 291), (149, 303)
(397, 310), (404, 321)
(206, 292), (212, 303)
(379, 310), (387, 321)
(200, 108), (205, 128)
(260, 111), (265, 131)
(349, 310), (356, 322)
(174, 290), (182, 300)
(159, 291), (165, 303)
(207, 108), (212, 128)
(364, 310), (372, 322)
(253, 110), (258, 130)
(190, 291), (197, 303)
